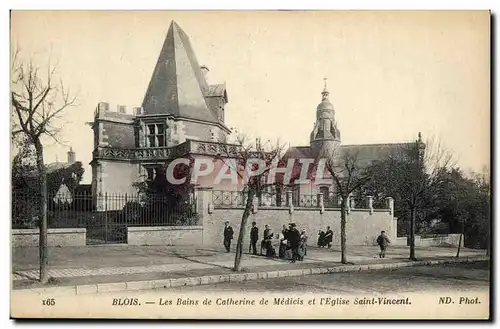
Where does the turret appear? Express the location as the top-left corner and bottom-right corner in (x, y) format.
(310, 78), (341, 158)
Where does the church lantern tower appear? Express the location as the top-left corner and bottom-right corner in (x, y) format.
(310, 78), (341, 158)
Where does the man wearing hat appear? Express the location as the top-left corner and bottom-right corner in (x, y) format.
(223, 221), (234, 252)
(288, 223), (301, 263)
(249, 221), (259, 255)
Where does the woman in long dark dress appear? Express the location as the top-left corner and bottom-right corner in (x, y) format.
(262, 225), (275, 258)
(317, 230), (326, 247)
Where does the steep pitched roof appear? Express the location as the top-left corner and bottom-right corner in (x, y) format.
(283, 146), (313, 160)
(141, 21), (219, 123)
(339, 142), (414, 169)
(275, 142), (416, 184)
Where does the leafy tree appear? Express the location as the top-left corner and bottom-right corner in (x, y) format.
(434, 167), (490, 255)
(131, 157), (196, 225)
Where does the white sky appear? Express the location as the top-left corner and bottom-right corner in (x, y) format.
(10, 10), (490, 183)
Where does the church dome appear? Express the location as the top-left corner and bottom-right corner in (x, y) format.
(317, 100), (334, 111)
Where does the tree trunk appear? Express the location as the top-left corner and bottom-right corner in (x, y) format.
(409, 206), (417, 261)
(340, 197), (347, 264)
(233, 189), (256, 271)
(34, 139), (49, 283)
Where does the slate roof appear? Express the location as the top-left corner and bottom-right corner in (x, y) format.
(283, 146), (313, 160)
(141, 21), (224, 124)
(278, 142), (415, 183)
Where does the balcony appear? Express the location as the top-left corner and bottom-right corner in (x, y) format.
(92, 140), (244, 162)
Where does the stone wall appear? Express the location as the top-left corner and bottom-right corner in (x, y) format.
(394, 234), (464, 247)
(102, 121), (136, 148)
(204, 207), (396, 248)
(12, 228), (86, 247)
(97, 160), (141, 209)
(180, 120), (227, 144)
(127, 226), (203, 246)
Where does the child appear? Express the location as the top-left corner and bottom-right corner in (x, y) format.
(376, 230), (391, 258)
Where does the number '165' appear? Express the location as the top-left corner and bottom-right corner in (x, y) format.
(42, 299), (55, 306)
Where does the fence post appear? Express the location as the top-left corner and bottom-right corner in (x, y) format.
(286, 191), (294, 214)
(367, 195), (373, 215)
(252, 197), (258, 214)
(385, 197), (394, 217)
(318, 194), (325, 214)
(194, 187), (213, 245)
(104, 193), (108, 243)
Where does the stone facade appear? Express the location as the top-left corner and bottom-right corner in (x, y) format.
(12, 228), (86, 247)
(89, 21), (232, 199)
(127, 226), (203, 246)
(204, 208), (396, 248)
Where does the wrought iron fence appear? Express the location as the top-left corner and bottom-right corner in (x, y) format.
(12, 191), (199, 244)
(258, 191), (285, 207)
(210, 190), (387, 210)
(212, 190), (246, 207)
(324, 193), (342, 208)
(297, 194), (320, 208)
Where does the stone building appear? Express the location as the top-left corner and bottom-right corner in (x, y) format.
(281, 79), (423, 207)
(89, 21), (243, 207)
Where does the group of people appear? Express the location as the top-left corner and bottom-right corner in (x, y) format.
(223, 221), (392, 259)
(222, 221), (308, 263)
(255, 222), (308, 263)
(317, 226), (334, 248)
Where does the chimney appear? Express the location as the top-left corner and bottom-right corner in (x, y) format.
(200, 65), (210, 83)
(98, 102), (109, 111)
(117, 105), (127, 114)
(67, 147), (76, 164)
(134, 107), (143, 116)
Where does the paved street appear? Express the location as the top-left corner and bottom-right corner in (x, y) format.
(12, 244), (488, 291)
(163, 261), (490, 294)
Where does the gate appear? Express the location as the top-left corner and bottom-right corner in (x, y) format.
(85, 193), (199, 245)
(12, 191), (197, 245)
(86, 193), (128, 245)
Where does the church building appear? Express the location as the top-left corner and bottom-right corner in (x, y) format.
(282, 79), (422, 208)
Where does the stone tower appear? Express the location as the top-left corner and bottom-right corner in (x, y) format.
(310, 78), (341, 158)
(67, 147), (76, 164)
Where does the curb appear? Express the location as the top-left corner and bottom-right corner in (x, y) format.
(15, 255), (489, 296)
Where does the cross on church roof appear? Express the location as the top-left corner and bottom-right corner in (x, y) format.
(322, 77), (330, 99)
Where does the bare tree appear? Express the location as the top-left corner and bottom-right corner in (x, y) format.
(362, 133), (454, 261)
(219, 133), (287, 271)
(11, 48), (77, 283)
(324, 148), (371, 264)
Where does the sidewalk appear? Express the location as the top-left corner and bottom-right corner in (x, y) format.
(12, 244), (488, 294)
